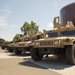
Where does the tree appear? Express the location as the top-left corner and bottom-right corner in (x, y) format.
(31, 21), (39, 32)
(21, 21), (39, 35)
(13, 34), (22, 42)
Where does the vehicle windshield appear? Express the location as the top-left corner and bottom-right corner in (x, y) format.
(32, 37), (37, 41)
(24, 38), (30, 41)
(45, 32), (57, 38)
(45, 28), (75, 37)
(31, 35), (43, 41)
(61, 30), (75, 36)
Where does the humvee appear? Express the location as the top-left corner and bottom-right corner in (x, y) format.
(7, 42), (17, 52)
(30, 17), (75, 64)
(1, 42), (10, 49)
(14, 30), (43, 55)
(14, 36), (30, 54)
(1, 42), (6, 49)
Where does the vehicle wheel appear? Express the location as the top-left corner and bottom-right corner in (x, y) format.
(57, 48), (65, 58)
(2, 47), (5, 49)
(7, 47), (9, 50)
(66, 44), (75, 65)
(30, 48), (43, 61)
(8, 49), (13, 52)
(15, 49), (22, 55)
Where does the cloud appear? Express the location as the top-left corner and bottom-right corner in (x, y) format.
(0, 5), (17, 28)
(52, 1), (59, 8)
(0, 16), (8, 27)
(0, 5), (11, 16)
(0, 5), (11, 28)
(47, 23), (53, 30)
(9, 24), (17, 28)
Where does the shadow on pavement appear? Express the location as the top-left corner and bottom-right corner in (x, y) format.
(21, 55), (73, 70)
(19, 60), (46, 69)
(8, 52), (31, 57)
(0, 48), (9, 53)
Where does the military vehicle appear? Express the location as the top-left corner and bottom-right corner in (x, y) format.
(7, 34), (24, 52)
(0, 43), (5, 49)
(0, 38), (5, 48)
(30, 3), (75, 64)
(7, 42), (17, 52)
(14, 30), (43, 55)
(14, 36), (30, 54)
(1, 42), (10, 49)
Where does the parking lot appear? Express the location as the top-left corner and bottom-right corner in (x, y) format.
(0, 47), (75, 75)
(0, 47), (61, 75)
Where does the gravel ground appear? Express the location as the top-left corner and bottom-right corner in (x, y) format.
(0, 48), (61, 75)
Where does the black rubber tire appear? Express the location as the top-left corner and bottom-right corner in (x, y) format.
(15, 49), (22, 55)
(2, 47), (5, 49)
(66, 44), (75, 65)
(30, 48), (43, 61)
(8, 49), (13, 52)
(57, 48), (65, 58)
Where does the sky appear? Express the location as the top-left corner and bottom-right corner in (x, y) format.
(0, 0), (75, 41)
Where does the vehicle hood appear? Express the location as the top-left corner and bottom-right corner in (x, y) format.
(17, 41), (31, 44)
(37, 36), (75, 41)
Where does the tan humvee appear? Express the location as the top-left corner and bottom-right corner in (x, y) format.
(7, 42), (17, 52)
(30, 17), (75, 65)
(14, 30), (43, 55)
(14, 36), (30, 54)
(1, 42), (9, 49)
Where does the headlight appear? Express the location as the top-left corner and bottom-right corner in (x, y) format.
(46, 34), (48, 38)
(35, 42), (39, 46)
(54, 40), (59, 46)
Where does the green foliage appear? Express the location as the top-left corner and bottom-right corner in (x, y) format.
(13, 34), (22, 42)
(21, 21), (39, 35)
(31, 21), (39, 32)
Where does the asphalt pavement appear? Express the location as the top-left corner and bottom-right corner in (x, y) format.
(0, 47), (61, 75)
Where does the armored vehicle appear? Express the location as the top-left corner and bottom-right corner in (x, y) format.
(7, 42), (17, 52)
(14, 30), (43, 55)
(30, 16), (75, 64)
(14, 36), (30, 54)
(30, 2), (75, 65)
(7, 34), (25, 52)
(0, 38), (5, 48)
(1, 43), (6, 49)
(1, 42), (10, 49)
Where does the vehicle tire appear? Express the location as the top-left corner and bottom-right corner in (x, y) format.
(30, 48), (43, 61)
(15, 49), (22, 55)
(8, 49), (13, 52)
(66, 44), (75, 65)
(57, 48), (65, 58)
(2, 47), (5, 49)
